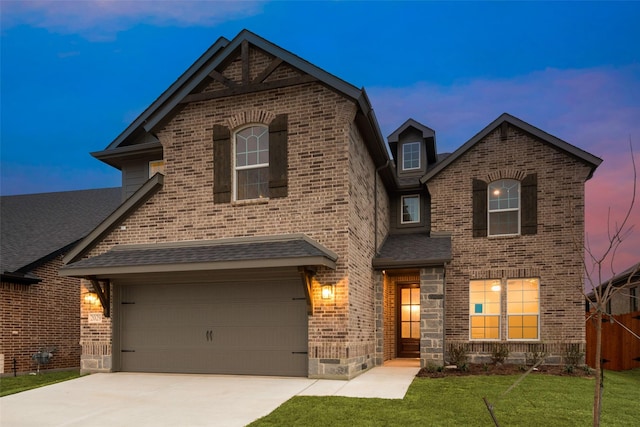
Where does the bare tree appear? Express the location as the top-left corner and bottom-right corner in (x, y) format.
(582, 139), (637, 427)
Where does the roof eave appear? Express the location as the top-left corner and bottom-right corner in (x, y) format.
(0, 272), (42, 285)
(104, 36), (230, 152)
(62, 173), (165, 264)
(372, 258), (450, 270)
(421, 113), (603, 184)
(60, 256), (336, 278)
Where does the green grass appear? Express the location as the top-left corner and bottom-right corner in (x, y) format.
(0, 370), (83, 397)
(250, 369), (640, 426)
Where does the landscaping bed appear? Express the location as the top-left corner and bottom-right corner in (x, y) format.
(417, 363), (594, 378)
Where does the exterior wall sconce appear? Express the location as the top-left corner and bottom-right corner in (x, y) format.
(321, 284), (335, 300)
(83, 292), (101, 306)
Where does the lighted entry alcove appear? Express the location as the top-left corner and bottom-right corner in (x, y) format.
(382, 270), (421, 360)
(379, 267), (446, 367)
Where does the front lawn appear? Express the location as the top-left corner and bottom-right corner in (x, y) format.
(0, 370), (82, 397)
(250, 369), (640, 426)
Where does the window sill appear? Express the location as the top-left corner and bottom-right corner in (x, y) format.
(231, 197), (270, 207)
(487, 233), (521, 239)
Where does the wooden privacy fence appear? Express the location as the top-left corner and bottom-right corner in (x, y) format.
(586, 310), (640, 371)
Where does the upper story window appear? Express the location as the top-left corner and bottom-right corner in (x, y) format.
(234, 125), (269, 200)
(488, 179), (520, 236)
(402, 142), (421, 171)
(401, 195), (420, 224)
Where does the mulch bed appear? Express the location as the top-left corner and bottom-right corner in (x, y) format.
(417, 363), (594, 378)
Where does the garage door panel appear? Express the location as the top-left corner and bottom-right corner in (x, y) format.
(118, 273), (308, 376)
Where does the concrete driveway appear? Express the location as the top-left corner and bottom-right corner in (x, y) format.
(1, 366), (419, 427)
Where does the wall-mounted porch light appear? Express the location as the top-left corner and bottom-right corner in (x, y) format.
(321, 284), (335, 300)
(83, 292), (101, 306)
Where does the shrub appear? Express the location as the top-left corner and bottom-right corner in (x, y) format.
(490, 343), (510, 364)
(563, 343), (584, 372)
(525, 344), (547, 367)
(447, 343), (469, 369)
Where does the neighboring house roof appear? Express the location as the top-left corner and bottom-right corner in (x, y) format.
(91, 29), (394, 186)
(373, 233), (452, 269)
(421, 113), (603, 184)
(1, 187), (121, 283)
(60, 234), (338, 277)
(587, 261), (640, 299)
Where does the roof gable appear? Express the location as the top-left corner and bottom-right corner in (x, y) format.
(420, 113), (603, 184)
(92, 30), (391, 174)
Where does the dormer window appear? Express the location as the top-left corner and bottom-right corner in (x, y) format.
(401, 195), (420, 224)
(402, 142), (421, 171)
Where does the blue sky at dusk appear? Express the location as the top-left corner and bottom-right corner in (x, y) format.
(1, 1), (639, 277)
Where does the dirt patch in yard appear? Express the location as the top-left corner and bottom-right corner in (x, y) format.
(417, 364), (594, 378)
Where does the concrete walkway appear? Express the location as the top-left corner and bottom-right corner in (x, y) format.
(0, 365), (420, 427)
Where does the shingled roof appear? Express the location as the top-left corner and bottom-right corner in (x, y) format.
(1, 188), (121, 283)
(60, 234), (338, 277)
(373, 233), (452, 269)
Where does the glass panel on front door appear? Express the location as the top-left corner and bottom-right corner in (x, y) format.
(398, 285), (420, 358)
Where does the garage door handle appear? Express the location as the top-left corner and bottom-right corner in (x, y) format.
(206, 330), (213, 341)
(121, 349), (135, 353)
(292, 351), (308, 355)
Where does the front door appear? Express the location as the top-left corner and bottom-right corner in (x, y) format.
(397, 284), (420, 358)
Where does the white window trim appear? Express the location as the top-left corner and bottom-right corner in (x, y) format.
(400, 195), (420, 224)
(487, 179), (521, 237)
(233, 124), (269, 202)
(506, 278), (541, 341)
(469, 279), (502, 341)
(402, 142), (421, 171)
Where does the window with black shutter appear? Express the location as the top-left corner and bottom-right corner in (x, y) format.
(472, 174), (537, 237)
(212, 114), (288, 203)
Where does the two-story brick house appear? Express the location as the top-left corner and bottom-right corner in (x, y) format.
(60, 30), (602, 379)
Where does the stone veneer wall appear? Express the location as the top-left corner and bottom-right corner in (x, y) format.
(78, 46), (389, 379)
(420, 267), (445, 367)
(427, 124), (593, 363)
(1, 256), (81, 374)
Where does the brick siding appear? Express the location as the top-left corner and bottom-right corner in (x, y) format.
(1, 256), (80, 374)
(428, 125), (592, 362)
(78, 45), (390, 379)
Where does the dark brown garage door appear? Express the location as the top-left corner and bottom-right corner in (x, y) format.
(116, 270), (308, 376)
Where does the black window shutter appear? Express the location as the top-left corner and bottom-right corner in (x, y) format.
(269, 114), (288, 198)
(472, 178), (488, 237)
(213, 125), (231, 203)
(521, 173), (538, 235)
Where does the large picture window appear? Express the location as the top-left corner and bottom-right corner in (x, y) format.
(469, 279), (501, 340)
(488, 179), (520, 236)
(507, 278), (539, 340)
(235, 125), (269, 200)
